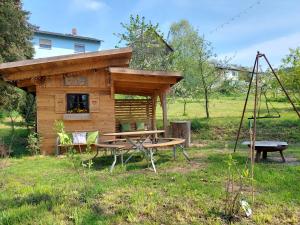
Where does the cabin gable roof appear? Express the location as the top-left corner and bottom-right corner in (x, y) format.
(0, 48), (132, 81)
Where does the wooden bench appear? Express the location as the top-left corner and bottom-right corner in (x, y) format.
(94, 143), (126, 172)
(142, 138), (190, 172)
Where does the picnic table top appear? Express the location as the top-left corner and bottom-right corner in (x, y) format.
(242, 141), (288, 147)
(103, 130), (165, 137)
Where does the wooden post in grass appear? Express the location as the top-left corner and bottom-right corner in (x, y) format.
(171, 121), (191, 147)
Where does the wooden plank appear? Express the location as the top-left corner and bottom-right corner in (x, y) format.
(89, 93), (100, 112)
(143, 138), (185, 148)
(37, 87), (111, 95)
(109, 67), (182, 78)
(103, 130), (165, 136)
(4, 58), (130, 81)
(1, 47), (132, 72)
(159, 92), (168, 137)
(16, 79), (34, 87)
(114, 98), (154, 132)
(152, 93), (158, 130)
(112, 74), (179, 84)
(55, 94), (65, 113)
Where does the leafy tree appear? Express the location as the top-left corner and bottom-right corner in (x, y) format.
(279, 47), (300, 104)
(0, 81), (25, 153)
(0, 0), (34, 63)
(115, 14), (172, 71)
(169, 20), (200, 115)
(169, 20), (218, 118)
(172, 80), (195, 116)
(0, 0), (34, 154)
(19, 93), (36, 130)
(196, 44), (217, 119)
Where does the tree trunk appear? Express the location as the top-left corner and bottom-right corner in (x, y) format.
(8, 115), (15, 155)
(204, 88), (209, 118)
(183, 100), (187, 116)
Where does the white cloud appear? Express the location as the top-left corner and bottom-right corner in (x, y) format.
(218, 32), (300, 68)
(71, 0), (109, 12)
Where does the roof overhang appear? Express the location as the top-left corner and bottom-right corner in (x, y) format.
(0, 47), (132, 81)
(109, 67), (182, 96)
(0, 48), (183, 96)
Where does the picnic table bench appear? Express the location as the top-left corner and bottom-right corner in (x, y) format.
(143, 138), (190, 160)
(142, 138), (190, 172)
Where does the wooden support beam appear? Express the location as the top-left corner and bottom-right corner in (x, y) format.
(152, 93), (158, 130)
(110, 79), (115, 99)
(16, 79), (34, 87)
(26, 86), (36, 93)
(111, 74), (178, 84)
(4, 58), (130, 81)
(159, 92), (168, 137)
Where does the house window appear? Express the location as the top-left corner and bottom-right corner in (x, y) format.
(67, 94), (89, 113)
(39, 38), (52, 49)
(74, 43), (85, 53)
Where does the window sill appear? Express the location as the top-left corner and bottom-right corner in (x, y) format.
(39, 47), (52, 50)
(63, 113), (91, 121)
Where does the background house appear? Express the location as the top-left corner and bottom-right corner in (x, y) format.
(32, 28), (102, 58)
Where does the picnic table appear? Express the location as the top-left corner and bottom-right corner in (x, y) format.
(103, 130), (165, 172)
(242, 141), (288, 162)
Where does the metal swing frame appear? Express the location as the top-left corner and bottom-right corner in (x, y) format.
(234, 51), (300, 153)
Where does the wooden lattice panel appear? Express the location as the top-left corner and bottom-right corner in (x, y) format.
(115, 99), (153, 131)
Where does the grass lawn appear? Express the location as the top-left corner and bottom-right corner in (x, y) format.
(0, 145), (299, 225)
(157, 97), (300, 144)
(0, 97), (300, 224)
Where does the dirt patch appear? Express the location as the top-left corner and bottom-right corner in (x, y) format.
(0, 160), (11, 169)
(225, 181), (260, 194)
(260, 156), (300, 165)
(163, 161), (206, 174)
(190, 142), (207, 148)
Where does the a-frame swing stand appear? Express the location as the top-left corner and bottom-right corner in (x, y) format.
(233, 51), (300, 154)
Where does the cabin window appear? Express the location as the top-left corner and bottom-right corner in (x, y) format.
(67, 94), (89, 113)
(74, 43), (85, 53)
(39, 38), (52, 49)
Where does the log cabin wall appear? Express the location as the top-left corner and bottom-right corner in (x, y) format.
(36, 69), (115, 154)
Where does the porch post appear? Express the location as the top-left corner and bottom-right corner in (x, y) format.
(159, 92), (168, 137)
(151, 93), (158, 130)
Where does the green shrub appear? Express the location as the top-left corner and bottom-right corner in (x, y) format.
(191, 118), (201, 131)
(26, 132), (42, 155)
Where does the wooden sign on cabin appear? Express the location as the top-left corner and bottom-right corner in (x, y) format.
(64, 74), (88, 86)
(89, 94), (100, 112)
(55, 94), (66, 113)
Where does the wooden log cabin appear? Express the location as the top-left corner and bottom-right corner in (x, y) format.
(0, 48), (182, 154)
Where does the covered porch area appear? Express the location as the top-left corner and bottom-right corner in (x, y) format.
(109, 67), (182, 136)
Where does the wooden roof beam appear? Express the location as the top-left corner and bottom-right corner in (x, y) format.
(111, 74), (178, 85)
(16, 79), (34, 87)
(0, 47), (132, 71)
(4, 58), (130, 81)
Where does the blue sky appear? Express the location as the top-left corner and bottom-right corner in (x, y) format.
(23, 0), (300, 67)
